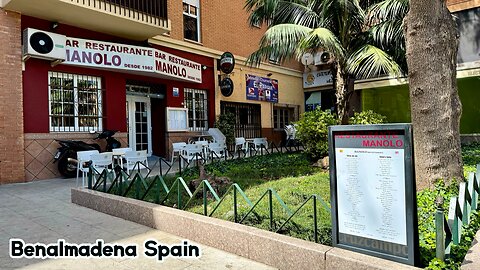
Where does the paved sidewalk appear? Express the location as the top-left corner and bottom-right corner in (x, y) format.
(0, 178), (275, 270)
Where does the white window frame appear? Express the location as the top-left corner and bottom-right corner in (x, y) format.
(183, 0), (201, 42)
(184, 88), (208, 131)
(48, 71), (103, 132)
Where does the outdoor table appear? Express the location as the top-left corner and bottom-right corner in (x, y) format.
(188, 135), (213, 143)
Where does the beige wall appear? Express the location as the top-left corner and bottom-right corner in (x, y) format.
(216, 64), (304, 129)
(447, 0), (480, 12)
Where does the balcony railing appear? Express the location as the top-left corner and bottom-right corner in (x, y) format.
(70, 0), (168, 28)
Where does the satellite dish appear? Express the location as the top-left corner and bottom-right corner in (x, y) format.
(301, 53), (314, 65)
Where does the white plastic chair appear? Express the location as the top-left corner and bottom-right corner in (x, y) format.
(284, 124), (297, 146)
(251, 138), (268, 154)
(90, 152), (114, 182)
(180, 144), (203, 167)
(234, 137), (248, 156)
(208, 142), (226, 159)
(112, 147), (131, 168)
(76, 150), (99, 187)
(124, 150), (148, 174)
(171, 142), (187, 163)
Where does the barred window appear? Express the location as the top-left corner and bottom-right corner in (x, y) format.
(48, 71), (103, 132)
(184, 88), (208, 131)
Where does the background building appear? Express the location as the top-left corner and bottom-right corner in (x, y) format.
(0, 0), (304, 183)
(300, 0), (480, 137)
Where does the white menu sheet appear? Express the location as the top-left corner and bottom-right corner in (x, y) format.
(335, 148), (407, 245)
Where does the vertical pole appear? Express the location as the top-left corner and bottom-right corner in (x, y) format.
(88, 169), (92, 189)
(203, 182), (208, 216)
(233, 187), (238, 223)
(313, 196), (318, 243)
(155, 177), (161, 204)
(435, 196), (445, 260)
(159, 158), (164, 177)
(435, 208), (445, 260)
(119, 173), (123, 196)
(178, 156), (182, 176)
(269, 190), (274, 231)
(177, 180), (182, 209)
(103, 171), (107, 192)
(135, 177), (140, 199)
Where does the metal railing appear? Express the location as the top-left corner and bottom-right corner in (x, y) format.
(87, 157), (329, 243)
(435, 164), (480, 260)
(70, 0), (168, 27)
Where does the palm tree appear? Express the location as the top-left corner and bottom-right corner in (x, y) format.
(245, 0), (409, 124)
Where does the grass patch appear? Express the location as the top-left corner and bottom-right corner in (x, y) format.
(188, 171), (332, 245)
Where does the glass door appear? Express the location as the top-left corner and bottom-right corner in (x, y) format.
(126, 95), (152, 155)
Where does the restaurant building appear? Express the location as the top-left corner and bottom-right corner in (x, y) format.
(0, 0), (304, 183)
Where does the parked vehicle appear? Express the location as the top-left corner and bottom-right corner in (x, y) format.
(54, 130), (121, 178)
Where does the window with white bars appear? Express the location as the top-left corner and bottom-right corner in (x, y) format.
(48, 71), (103, 132)
(184, 88), (208, 131)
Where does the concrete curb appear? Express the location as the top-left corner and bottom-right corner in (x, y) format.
(462, 229), (480, 269)
(71, 188), (419, 270)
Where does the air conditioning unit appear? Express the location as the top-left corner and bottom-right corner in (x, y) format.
(301, 53), (314, 66)
(23, 28), (66, 62)
(314, 51), (331, 65)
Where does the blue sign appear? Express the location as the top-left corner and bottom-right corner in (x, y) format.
(245, 74), (278, 103)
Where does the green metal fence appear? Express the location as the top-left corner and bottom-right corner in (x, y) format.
(435, 164), (480, 260)
(87, 160), (330, 243)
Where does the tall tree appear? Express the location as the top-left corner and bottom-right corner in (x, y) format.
(245, 0), (407, 124)
(404, 0), (464, 189)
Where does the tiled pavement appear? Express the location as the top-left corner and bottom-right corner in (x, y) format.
(0, 178), (275, 270)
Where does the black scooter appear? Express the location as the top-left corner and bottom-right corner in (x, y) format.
(54, 130), (121, 178)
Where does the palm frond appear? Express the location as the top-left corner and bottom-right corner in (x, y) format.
(244, 0), (279, 27)
(318, 0), (366, 44)
(298, 27), (346, 62)
(346, 44), (403, 79)
(367, 0), (409, 23)
(368, 19), (404, 49)
(273, 1), (322, 28)
(246, 24), (312, 66)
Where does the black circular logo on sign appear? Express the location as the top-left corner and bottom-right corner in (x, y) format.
(29, 32), (54, 54)
(219, 52), (235, 74)
(220, 78), (234, 97)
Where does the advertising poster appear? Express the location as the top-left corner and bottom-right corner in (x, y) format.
(245, 74), (278, 103)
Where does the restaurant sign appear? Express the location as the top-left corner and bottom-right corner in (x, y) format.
(245, 74), (278, 103)
(303, 69), (333, 88)
(64, 37), (202, 83)
(328, 124), (419, 266)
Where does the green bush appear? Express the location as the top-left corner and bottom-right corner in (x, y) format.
(295, 109), (337, 160)
(349, 110), (387, 124)
(215, 112), (235, 146)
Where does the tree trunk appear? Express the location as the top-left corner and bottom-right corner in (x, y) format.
(335, 66), (350, 125)
(404, 0), (463, 190)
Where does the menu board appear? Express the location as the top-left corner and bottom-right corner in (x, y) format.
(166, 107), (188, 132)
(329, 124), (418, 266)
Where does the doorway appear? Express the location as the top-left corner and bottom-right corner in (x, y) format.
(126, 95), (152, 155)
